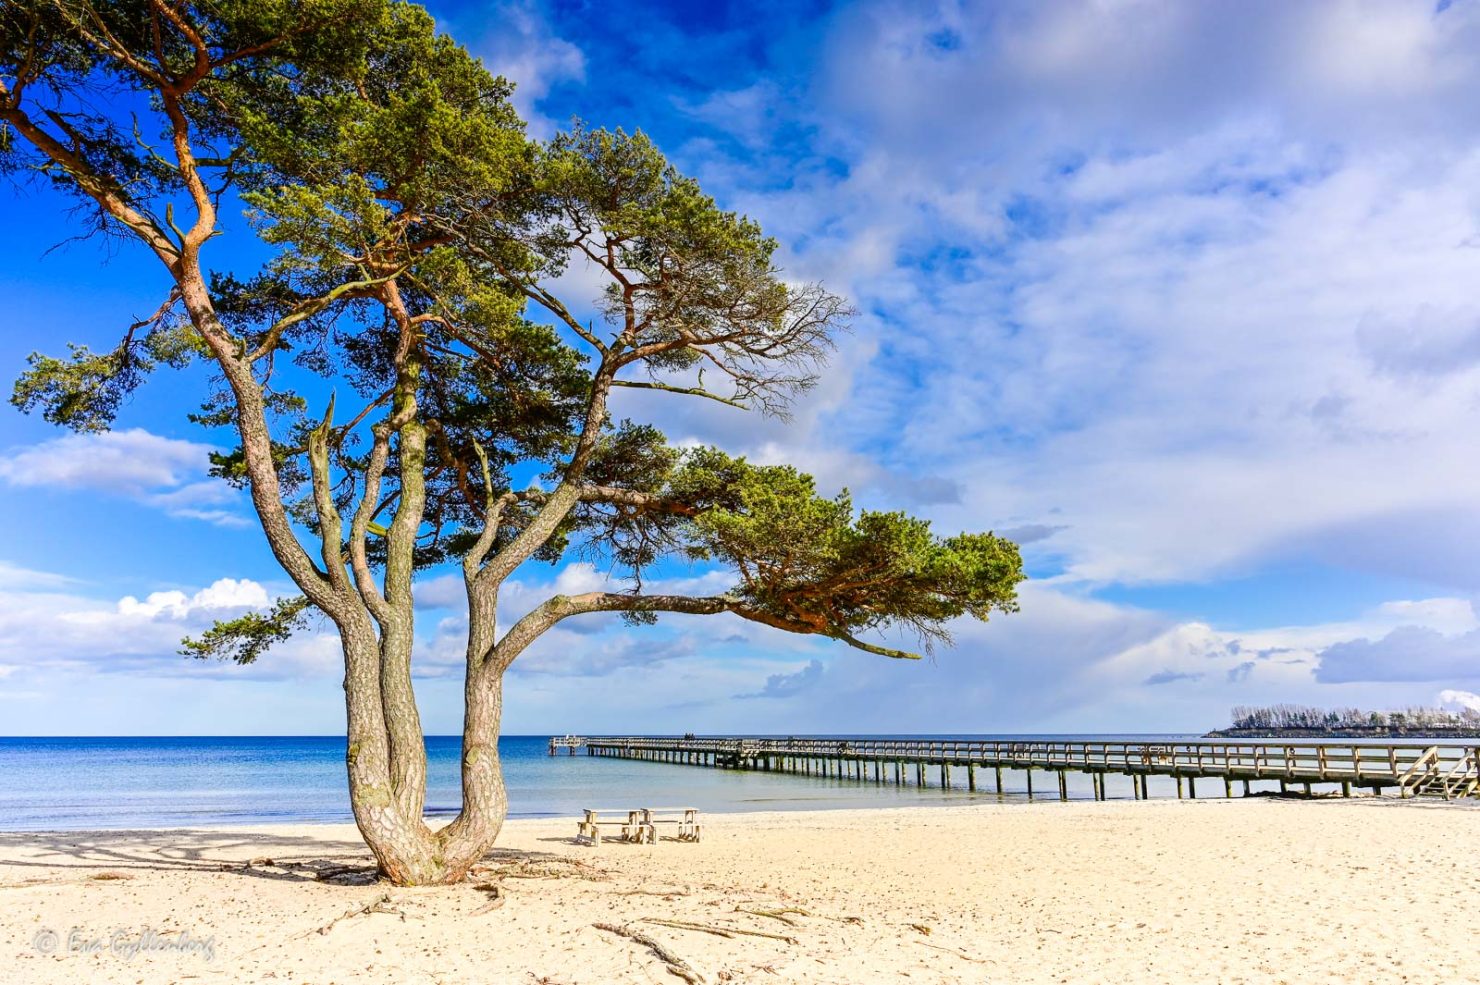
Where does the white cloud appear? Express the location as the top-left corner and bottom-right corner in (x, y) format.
(1316, 626), (1480, 684)
(0, 428), (207, 493)
(116, 578), (272, 620)
(462, 0), (585, 137)
(649, 0), (1480, 595)
(1440, 688), (1480, 712)
(0, 428), (246, 526)
(1, 552), (1470, 731)
(692, 584), (1480, 733)
(0, 568), (333, 682)
(0, 561), (74, 590)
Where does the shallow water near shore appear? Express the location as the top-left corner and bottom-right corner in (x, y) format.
(0, 731), (1293, 830)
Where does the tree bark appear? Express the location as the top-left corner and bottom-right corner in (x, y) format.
(337, 630), (507, 886)
(437, 667), (509, 880)
(336, 627), (439, 884)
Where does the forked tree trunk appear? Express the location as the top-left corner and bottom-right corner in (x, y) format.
(343, 633), (508, 886)
(340, 629), (439, 885)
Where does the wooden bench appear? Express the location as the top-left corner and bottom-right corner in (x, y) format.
(640, 807), (702, 843)
(576, 809), (650, 845)
(576, 807), (703, 845)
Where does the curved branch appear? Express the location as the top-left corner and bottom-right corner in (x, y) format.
(0, 99), (180, 265)
(487, 590), (921, 678)
(515, 484), (700, 516)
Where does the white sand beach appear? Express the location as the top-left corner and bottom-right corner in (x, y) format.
(3, 798), (1476, 984)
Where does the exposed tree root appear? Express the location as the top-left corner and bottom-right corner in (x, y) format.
(316, 865), (381, 885)
(471, 881), (506, 915)
(734, 906), (808, 927)
(595, 921), (706, 985)
(915, 939), (990, 964)
(316, 891), (404, 935)
(472, 857), (608, 882)
(640, 917), (796, 945)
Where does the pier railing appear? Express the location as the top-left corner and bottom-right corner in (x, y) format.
(578, 736), (1480, 799)
(548, 735), (586, 756)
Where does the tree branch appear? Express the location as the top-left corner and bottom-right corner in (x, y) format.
(475, 361), (617, 588)
(305, 393), (355, 597)
(488, 590), (922, 676)
(610, 378), (746, 410)
(247, 271), (405, 362)
(0, 100), (180, 266)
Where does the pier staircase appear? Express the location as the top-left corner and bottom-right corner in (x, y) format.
(1398, 746), (1480, 800)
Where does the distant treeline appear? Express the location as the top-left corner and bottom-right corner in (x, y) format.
(1229, 704), (1480, 730)
(1206, 703), (1480, 737)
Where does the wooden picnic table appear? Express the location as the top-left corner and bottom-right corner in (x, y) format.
(577, 807), (702, 845)
(640, 807), (702, 842)
(577, 808), (648, 845)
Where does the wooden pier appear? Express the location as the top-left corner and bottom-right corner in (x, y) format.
(580, 736), (1480, 801)
(549, 735), (586, 756)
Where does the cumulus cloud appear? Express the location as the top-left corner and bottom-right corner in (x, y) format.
(1358, 306), (1480, 379)
(0, 429), (246, 526)
(647, 0), (1480, 595)
(0, 428), (205, 493)
(693, 585), (1480, 733)
(1440, 689), (1480, 712)
(0, 569), (333, 681)
(998, 524), (1068, 546)
(116, 578), (271, 620)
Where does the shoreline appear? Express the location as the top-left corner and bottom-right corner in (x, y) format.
(3, 779), (1465, 836)
(0, 792), (1096, 835)
(0, 777), (1419, 835)
(4, 798), (1477, 984)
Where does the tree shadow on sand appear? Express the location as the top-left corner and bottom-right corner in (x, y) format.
(0, 828), (377, 884)
(0, 829), (602, 888)
(0, 828), (597, 887)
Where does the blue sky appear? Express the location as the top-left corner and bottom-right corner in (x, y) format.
(3, 0), (1480, 735)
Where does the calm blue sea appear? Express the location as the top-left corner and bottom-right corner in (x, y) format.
(0, 734), (1198, 831)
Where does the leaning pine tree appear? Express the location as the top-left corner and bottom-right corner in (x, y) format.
(1, 1), (1024, 885)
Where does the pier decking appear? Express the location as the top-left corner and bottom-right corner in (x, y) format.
(578, 736), (1480, 800)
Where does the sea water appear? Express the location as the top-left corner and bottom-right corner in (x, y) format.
(0, 734), (1199, 830)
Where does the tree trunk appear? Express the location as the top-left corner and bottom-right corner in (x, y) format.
(341, 632), (506, 886)
(379, 619), (429, 822)
(338, 628), (440, 885)
(437, 668), (509, 880)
